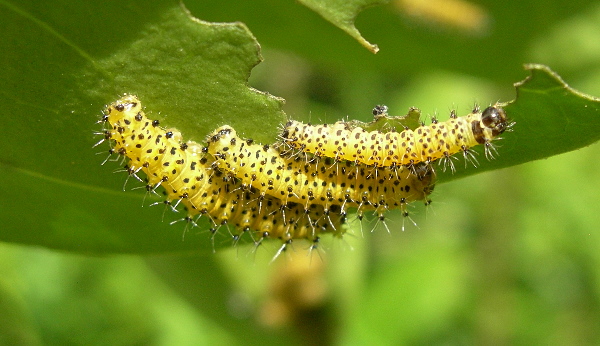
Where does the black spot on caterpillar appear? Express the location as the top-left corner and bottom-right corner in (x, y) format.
(206, 125), (435, 229)
(280, 105), (513, 171)
(97, 95), (347, 251)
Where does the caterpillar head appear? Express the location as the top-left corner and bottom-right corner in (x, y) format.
(471, 106), (512, 146)
(481, 106), (510, 136)
(104, 94), (142, 124)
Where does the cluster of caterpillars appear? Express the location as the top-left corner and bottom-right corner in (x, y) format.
(98, 95), (511, 254)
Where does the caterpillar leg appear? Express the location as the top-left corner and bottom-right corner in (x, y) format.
(483, 140), (500, 160)
(270, 239), (294, 264)
(461, 146), (479, 168)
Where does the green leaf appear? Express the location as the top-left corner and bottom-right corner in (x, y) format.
(0, 1), (284, 254)
(1, 0), (599, 256)
(298, 0), (388, 53)
(436, 64), (600, 183)
(504, 64), (600, 163)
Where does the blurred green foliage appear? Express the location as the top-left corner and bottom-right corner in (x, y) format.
(2, 0), (600, 344)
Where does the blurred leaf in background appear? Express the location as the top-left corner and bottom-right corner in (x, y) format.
(2, 0), (600, 344)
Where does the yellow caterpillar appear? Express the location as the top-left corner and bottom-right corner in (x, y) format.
(206, 125), (435, 224)
(99, 95), (346, 249)
(280, 106), (512, 170)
